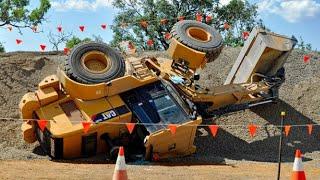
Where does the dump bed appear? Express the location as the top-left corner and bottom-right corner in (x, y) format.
(224, 28), (297, 85)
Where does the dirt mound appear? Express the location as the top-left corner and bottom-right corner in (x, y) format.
(0, 48), (319, 162)
(0, 52), (65, 160)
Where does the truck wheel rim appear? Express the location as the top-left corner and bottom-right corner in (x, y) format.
(186, 27), (211, 42)
(80, 51), (111, 74)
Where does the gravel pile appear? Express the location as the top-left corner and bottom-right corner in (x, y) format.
(0, 48), (319, 163)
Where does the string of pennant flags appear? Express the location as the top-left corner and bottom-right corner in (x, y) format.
(1, 116), (318, 137)
(3, 12), (318, 63)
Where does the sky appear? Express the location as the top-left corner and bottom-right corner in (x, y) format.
(0, 0), (320, 52)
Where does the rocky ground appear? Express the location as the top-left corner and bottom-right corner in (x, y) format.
(0, 48), (319, 165)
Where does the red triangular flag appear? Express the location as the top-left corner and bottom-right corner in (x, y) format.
(307, 124), (313, 135)
(284, 125), (291, 137)
(147, 39), (154, 46)
(126, 123), (135, 134)
(164, 32), (171, 40)
(40, 44), (46, 51)
(224, 22), (230, 30)
(82, 121), (91, 134)
(209, 125), (219, 137)
(101, 24), (107, 29)
(37, 120), (48, 132)
(140, 21), (148, 29)
(242, 31), (250, 40)
(168, 124), (177, 135)
(205, 15), (212, 23)
(303, 55), (310, 63)
(178, 16), (185, 21)
(160, 19), (168, 25)
(8, 26), (12, 32)
(63, 47), (70, 55)
(79, 26), (85, 32)
(248, 124), (257, 137)
(196, 13), (202, 22)
(57, 26), (62, 32)
(16, 39), (22, 45)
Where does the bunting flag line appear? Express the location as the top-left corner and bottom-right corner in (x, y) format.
(1, 116), (319, 139)
(209, 125), (219, 137)
(82, 121), (91, 134)
(126, 123), (135, 134)
(307, 124), (313, 135)
(40, 44), (46, 51)
(248, 124), (257, 137)
(168, 124), (177, 135)
(16, 39), (22, 45)
(303, 55), (310, 63)
(37, 119), (48, 132)
(101, 24), (107, 30)
(79, 26), (85, 32)
(57, 26), (62, 32)
(285, 125), (291, 137)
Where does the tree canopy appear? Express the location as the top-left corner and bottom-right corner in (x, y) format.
(110, 0), (264, 51)
(0, 0), (51, 32)
(66, 36), (92, 49)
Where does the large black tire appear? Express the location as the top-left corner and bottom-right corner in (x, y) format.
(171, 20), (223, 62)
(65, 42), (125, 84)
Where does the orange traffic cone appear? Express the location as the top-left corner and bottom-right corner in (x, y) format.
(112, 146), (128, 180)
(291, 149), (306, 180)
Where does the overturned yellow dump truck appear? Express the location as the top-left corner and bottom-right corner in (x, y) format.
(20, 20), (297, 160)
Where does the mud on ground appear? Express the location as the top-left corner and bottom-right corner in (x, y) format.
(0, 49), (319, 163)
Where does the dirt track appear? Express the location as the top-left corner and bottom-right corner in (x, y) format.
(0, 160), (319, 179)
(0, 48), (319, 178)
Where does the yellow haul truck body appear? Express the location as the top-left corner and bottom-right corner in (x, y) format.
(20, 67), (201, 159)
(20, 20), (296, 160)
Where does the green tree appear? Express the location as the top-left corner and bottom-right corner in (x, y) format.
(297, 36), (306, 51)
(0, 42), (5, 53)
(297, 36), (313, 52)
(213, 0), (262, 47)
(306, 43), (312, 51)
(111, 0), (215, 51)
(66, 36), (92, 49)
(110, 0), (263, 50)
(0, 0), (51, 33)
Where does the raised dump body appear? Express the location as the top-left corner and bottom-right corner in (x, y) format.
(225, 28), (297, 85)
